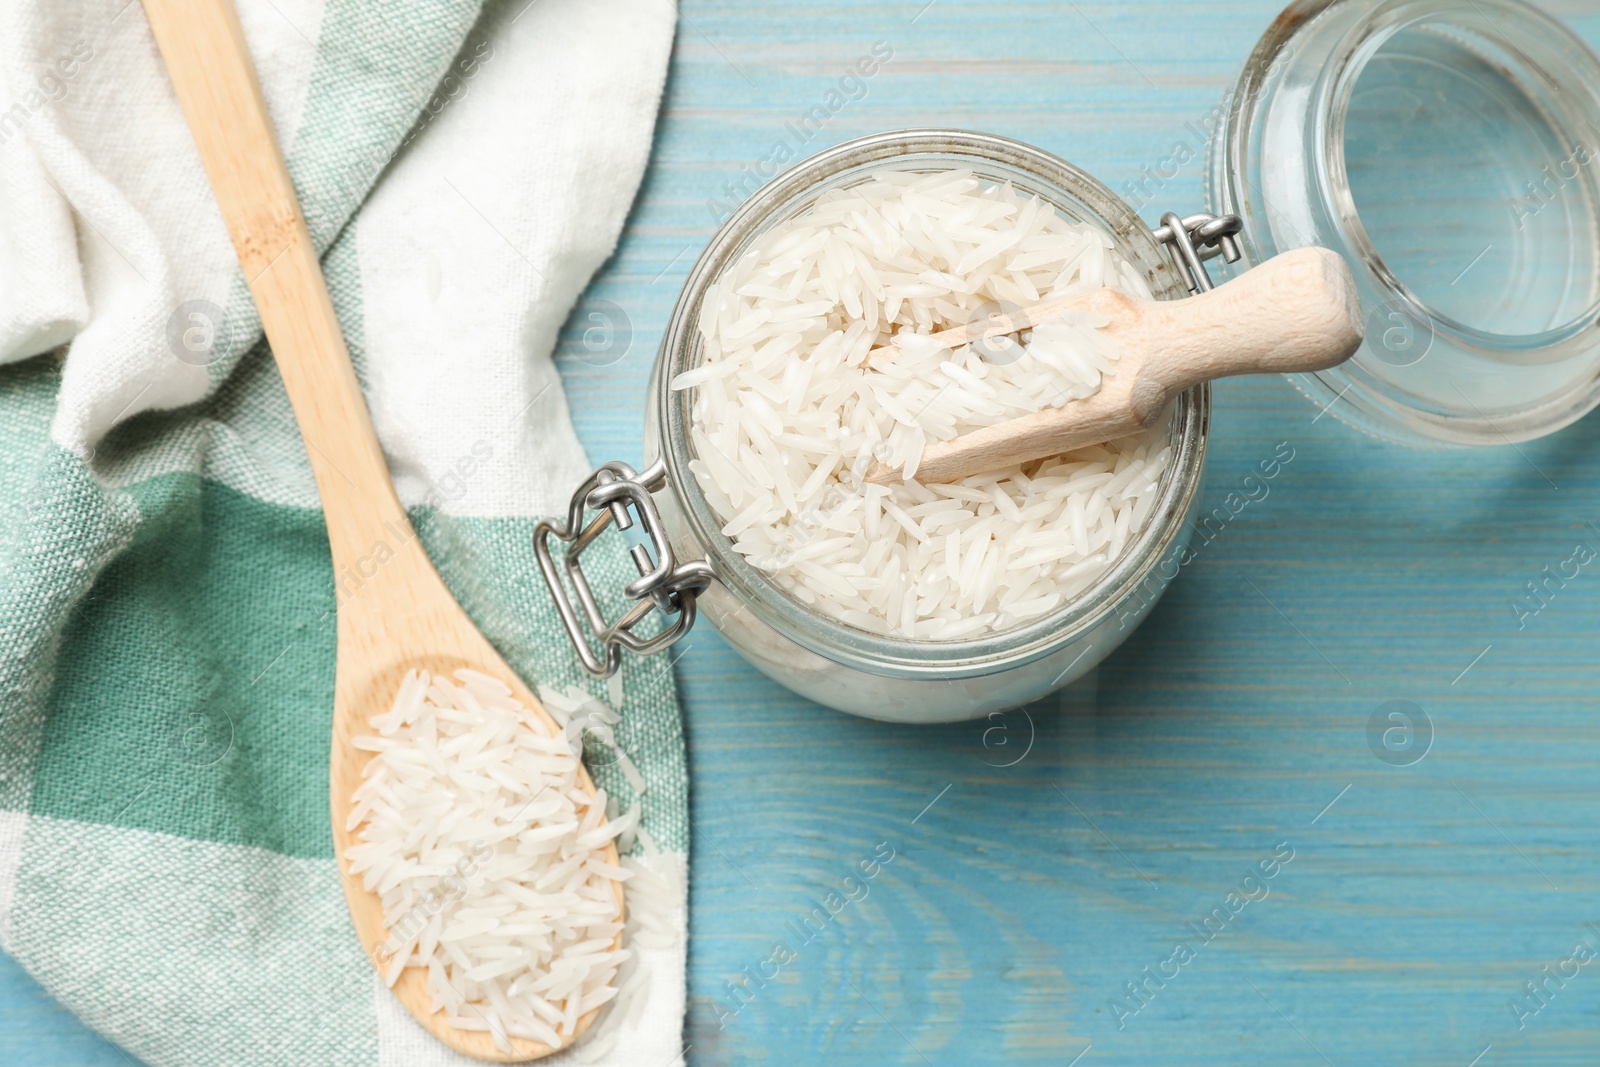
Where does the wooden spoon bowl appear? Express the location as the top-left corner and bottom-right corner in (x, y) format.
(141, 0), (622, 1058)
(329, 590), (624, 1061)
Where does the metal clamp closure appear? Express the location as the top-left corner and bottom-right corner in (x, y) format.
(535, 458), (714, 678)
(1152, 211), (1243, 293)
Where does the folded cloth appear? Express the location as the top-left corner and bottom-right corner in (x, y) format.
(0, 1), (685, 1064)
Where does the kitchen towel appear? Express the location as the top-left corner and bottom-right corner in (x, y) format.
(0, 1), (685, 1064)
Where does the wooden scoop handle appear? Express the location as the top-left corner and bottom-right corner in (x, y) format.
(1122, 245), (1363, 425)
(867, 247), (1363, 485)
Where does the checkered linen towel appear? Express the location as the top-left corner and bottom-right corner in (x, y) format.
(0, 1), (686, 1064)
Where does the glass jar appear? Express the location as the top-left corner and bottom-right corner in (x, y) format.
(538, 130), (1215, 723)
(1209, 0), (1600, 445)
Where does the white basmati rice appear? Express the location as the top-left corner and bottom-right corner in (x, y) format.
(674, 168), (1172, 639)
(346, 669), (638, 1053)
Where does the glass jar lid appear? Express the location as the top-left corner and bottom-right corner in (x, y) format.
(1211, 0), (1600, 445)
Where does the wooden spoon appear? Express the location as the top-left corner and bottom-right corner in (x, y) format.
(865, 246), (1363, 485)
(140, 0), (620, 1059)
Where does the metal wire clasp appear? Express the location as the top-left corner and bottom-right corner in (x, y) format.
(1152, 211), (1243, 293)
(534, 458), (714, 678)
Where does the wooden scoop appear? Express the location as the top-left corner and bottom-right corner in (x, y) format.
(141, 0), (619, 1059)
(866, 247), (1363, 485)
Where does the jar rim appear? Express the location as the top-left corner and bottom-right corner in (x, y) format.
(1211, 0), (1600, 446)
(654, 128), (1210, 679)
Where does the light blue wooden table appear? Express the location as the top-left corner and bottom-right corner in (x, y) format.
(7, 1), (1600, 1063)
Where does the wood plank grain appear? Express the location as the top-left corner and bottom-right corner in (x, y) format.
(567, 2), (1600, 1064)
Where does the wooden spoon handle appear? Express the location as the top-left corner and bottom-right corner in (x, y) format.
(1125, 245), (1363, 423)
(142, 0), (406, 567)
